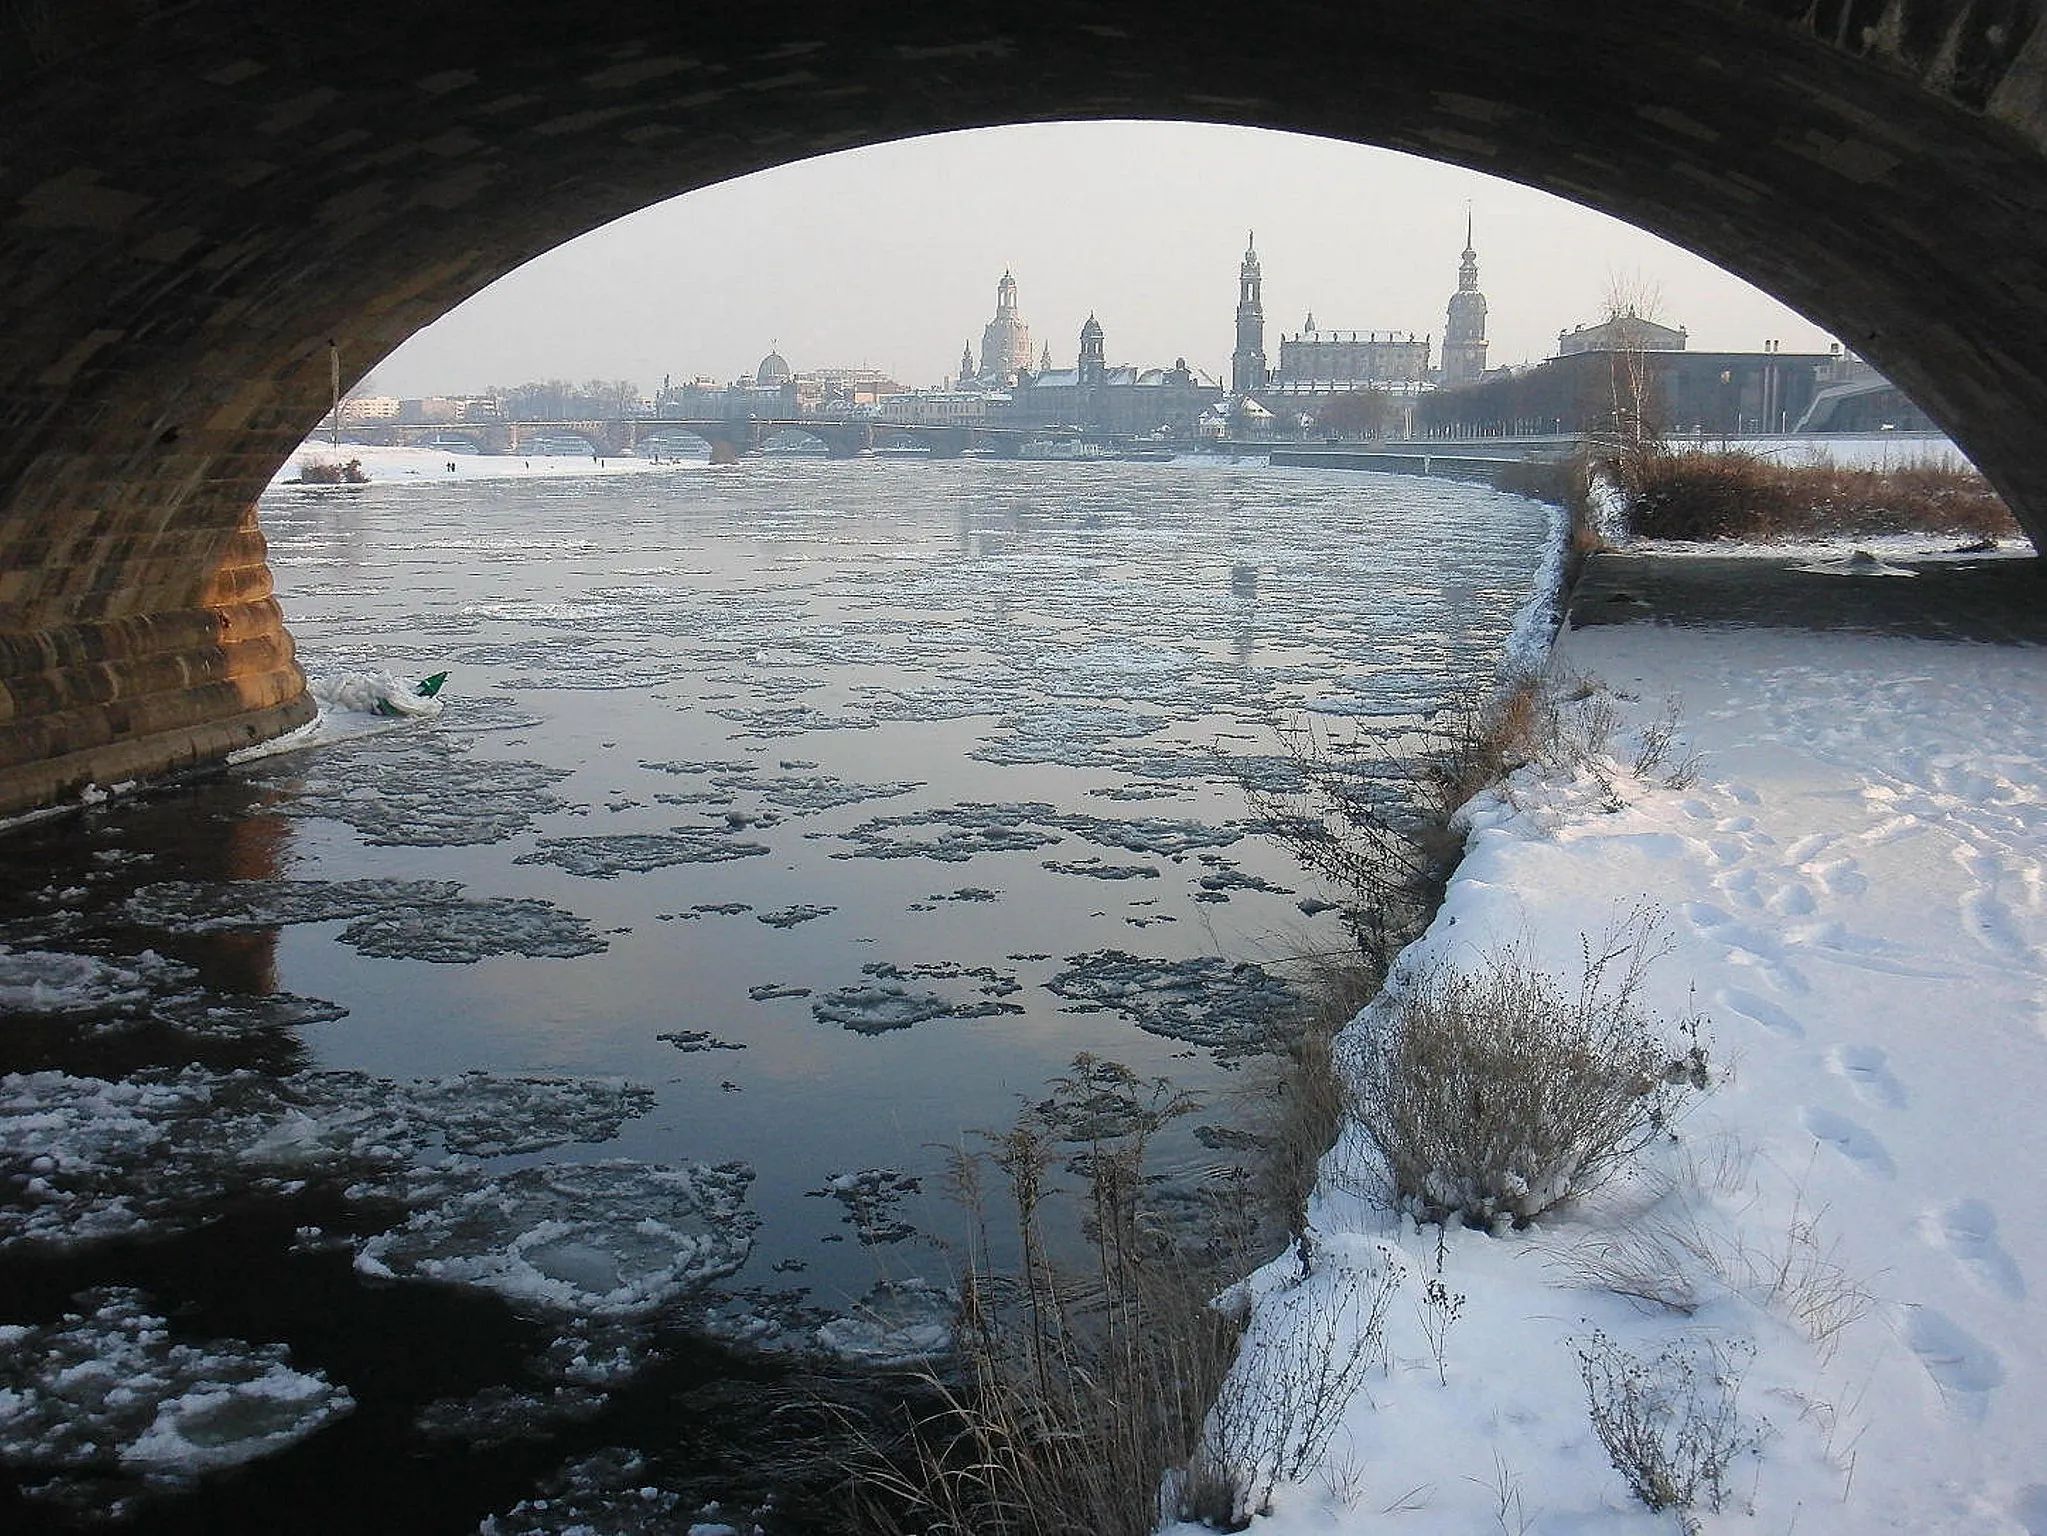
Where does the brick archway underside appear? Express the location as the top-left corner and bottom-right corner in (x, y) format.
(4, 0), (2046, 815)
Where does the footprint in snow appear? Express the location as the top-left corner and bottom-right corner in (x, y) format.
(1960, 879), (2033, 966)
(1826, 1042), (1907, 1108)
(1898, 1303), (2004, 1416)
(2013, 1484), (2047, 1535)
(1717, 986), (1805, 1039)
(1766, 881), (1817, 917)
(1801, 1106), (1896, 1178)
(1917, 1198), (2027, 1301)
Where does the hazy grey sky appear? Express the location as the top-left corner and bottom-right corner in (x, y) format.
(370, 121), (1838, 399)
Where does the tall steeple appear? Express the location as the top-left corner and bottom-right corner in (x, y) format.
(1440, 210), (1489, 388)
(961, 341), (976, 382)
(1231, 231), (1267, 396)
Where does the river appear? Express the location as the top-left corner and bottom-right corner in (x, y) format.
(0, 453), (1555, 1533)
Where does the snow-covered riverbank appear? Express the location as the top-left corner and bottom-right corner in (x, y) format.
(1177, 547), (2046, 1534)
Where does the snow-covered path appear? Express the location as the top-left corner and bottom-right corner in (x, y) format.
(1175, 571), (2047, 1534)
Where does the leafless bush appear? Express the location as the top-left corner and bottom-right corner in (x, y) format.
(1186, 1256), (1399, 1524)
(1576, 1331), (1766, 1531)
(295, 456), (368, 484)
(1606, 445), (2021, 543)
(1349, 916), (1709, 1229)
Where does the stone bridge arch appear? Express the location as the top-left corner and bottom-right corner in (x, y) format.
(5, 0), (2047, 813)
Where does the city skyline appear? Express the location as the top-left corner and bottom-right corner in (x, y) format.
(367, 121), (1841, 400)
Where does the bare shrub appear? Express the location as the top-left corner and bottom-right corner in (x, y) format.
(1187, 1255), (1399, 1524)
(295, 456), (368, 484)
(1349, 917), (1708, 1229)
(1607, 445), (2021, 543)
(1576, 1331), (1767, 1531)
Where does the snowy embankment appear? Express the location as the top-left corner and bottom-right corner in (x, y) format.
(1174, 559), (2047, 1534)
(270, 440), (689, 488)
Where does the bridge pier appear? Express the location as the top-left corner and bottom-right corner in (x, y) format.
(0, 503), (312, 813)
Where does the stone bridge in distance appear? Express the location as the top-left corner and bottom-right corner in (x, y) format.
(5, 0), (2047, 817)
(352, 419), (1035, 460)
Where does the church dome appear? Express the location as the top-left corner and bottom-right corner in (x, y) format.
(756, 349), (792, 385)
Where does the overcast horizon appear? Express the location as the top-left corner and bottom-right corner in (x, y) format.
(367, 121), (1841, 401)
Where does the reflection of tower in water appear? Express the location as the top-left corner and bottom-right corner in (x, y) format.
(1230, 561), (1260, 666)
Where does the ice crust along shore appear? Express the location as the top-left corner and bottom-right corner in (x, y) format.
(1173, 558), (2047, 1536)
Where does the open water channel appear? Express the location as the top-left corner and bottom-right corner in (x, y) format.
(0, 453), (1555, 1532)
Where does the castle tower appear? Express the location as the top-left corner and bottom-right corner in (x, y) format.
(1078, 314), (1106, 428)
(1440, 213), (1489, 387)
(1232, 232), (1267, 396)
(979, 270), (1034, 380)
(961, 342), (975, 382)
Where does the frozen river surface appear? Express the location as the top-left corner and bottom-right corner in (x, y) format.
(0, 455), (1552, 1532)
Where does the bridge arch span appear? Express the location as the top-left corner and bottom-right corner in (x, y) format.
(5, 1), (2047, 812)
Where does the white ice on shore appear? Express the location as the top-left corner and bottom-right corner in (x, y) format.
(1172, 560), (2047, 1535)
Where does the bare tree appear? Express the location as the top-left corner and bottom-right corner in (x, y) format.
(1596, 268), (1668, 461)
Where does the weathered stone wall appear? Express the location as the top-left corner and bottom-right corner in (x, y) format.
(3, 0), (2045, 815)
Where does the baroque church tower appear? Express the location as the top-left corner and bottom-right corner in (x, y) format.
(1440, 214), (1489, 387)
(1232, 232), (1267, 395)
(1077, 313), (1106, 428)
(979, 270), (1034, 380)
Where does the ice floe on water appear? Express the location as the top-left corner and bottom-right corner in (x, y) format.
(123, 877), (606, 961)
(1, 1067), (660, 1251)
(515, 831), (771, 878)
(830, 801), (1242, 863)
(810, 961), (1024, 1033)
(0, 1287), (353, 1506)
(756, 904), (834, 928)
(358, 1160), (756, 1322)
(479, 1447), (741, 1536)
(223, 669), (446, 768)
(1047, 950), (1299, 1053)
(0, 944), (347, 1055)
(811, 1278), (955, 1368)
(0, 947), (186, 1017)
(242, 728), (572, 847)
(805, 1167), (922, 1245)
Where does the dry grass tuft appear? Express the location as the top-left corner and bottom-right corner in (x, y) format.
(840, 1056), (1249, 1536)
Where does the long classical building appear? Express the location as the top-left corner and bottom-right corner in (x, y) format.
(997, 315), (1219, 438)
(1417, 331), (1838, 437)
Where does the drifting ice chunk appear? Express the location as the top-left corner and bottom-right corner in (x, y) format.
(0, 1288), (351, 1489)
(358, 1160), (758, 1321)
